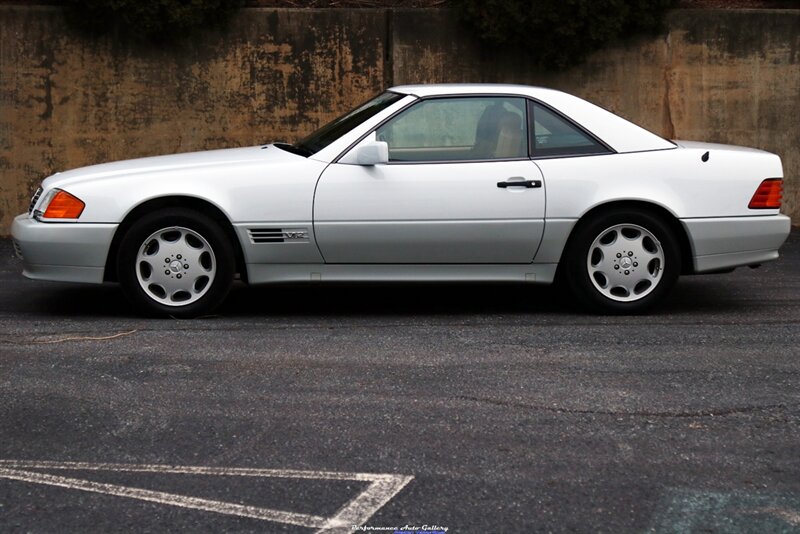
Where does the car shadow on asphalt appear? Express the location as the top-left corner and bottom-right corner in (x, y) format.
(17, 282), (572, 318)
(216, 277), (749, 318)
(221, 282), (575, 317)
(7, 277), (751, 320)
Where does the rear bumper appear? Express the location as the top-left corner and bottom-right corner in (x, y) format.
(11, 214), (117, 284)
(681, 214), (791, 273)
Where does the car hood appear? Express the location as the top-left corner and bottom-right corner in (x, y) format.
(42, 145), (300, 190)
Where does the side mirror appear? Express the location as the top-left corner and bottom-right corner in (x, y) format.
(355, 141), (389, 166)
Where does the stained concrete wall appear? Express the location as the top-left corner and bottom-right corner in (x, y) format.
(1, 6), (798, 235)
(392, 8), (800, 221)
(0, 6), (388, 232)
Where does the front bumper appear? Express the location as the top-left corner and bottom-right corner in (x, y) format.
(11, 214), (118, 284)
(681, 214), (791, 273)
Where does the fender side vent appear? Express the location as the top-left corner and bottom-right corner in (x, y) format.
(13, 240), (24, 260)
(248, 227), (309, 244)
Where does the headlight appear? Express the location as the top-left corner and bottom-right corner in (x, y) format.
(35, 188), (85, 220)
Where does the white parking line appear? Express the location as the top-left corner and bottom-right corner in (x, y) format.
(0, 467), (327, 528)
(0, 460), (413, 533)
(320, 472), (414, 531)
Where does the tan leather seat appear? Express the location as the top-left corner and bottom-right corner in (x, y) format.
(472, 106), (523, 159)
(472, 104), (504, 159)
(494, 112), (523, 158)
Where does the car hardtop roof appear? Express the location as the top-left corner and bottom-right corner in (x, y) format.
(387, 83), (677, 154)
(388, 83), (559, 99)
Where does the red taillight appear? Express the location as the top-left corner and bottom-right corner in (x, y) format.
(748, 178), (783, 209)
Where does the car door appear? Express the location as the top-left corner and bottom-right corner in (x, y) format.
(313, 96), (545, 264)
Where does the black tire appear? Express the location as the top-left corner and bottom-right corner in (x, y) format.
(116, 208), (235, 317)
(562, 208), (681, 314)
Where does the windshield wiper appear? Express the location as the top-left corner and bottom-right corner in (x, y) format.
(274, 142), (313, 157)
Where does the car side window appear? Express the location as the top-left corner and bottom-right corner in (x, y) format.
(530, 102), (611, 157)
(375, 97), (528, 162)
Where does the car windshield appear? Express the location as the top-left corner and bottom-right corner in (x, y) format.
(289, 91), (405, 156)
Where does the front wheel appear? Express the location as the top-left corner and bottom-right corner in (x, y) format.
(116, 208), (234, 317)
(563, 209), (681, 314)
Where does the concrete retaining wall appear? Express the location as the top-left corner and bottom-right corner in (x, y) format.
(1, 6), (798, 234)
(391, 8), (800, 221)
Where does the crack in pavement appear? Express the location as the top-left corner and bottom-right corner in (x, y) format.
(456, 395), (799, 418)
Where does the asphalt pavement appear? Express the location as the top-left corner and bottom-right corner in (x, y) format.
(0, 232), (798, 533)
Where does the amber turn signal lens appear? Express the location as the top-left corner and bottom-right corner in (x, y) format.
(43, 190), (85, 219)
(748, 178), (783, 209)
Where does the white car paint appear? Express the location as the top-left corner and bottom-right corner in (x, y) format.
(314, 159), (545, 263)
(538, 144), (784, 219)
(10, 83), (791, 314)
(44, 145), (325, 225)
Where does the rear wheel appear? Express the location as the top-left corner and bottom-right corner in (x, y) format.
(117, 208), (234, 317)
(563, 208), (681, 314)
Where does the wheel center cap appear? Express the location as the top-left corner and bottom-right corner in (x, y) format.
(620, 257), (633, 269)
(169, 260), (183, 273)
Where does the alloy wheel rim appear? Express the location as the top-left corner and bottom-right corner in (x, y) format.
(135, 226), (216, 307)
(586, 223), (665, 303)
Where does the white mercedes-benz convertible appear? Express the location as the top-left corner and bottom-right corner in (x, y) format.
(12, 84), (791, 316)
